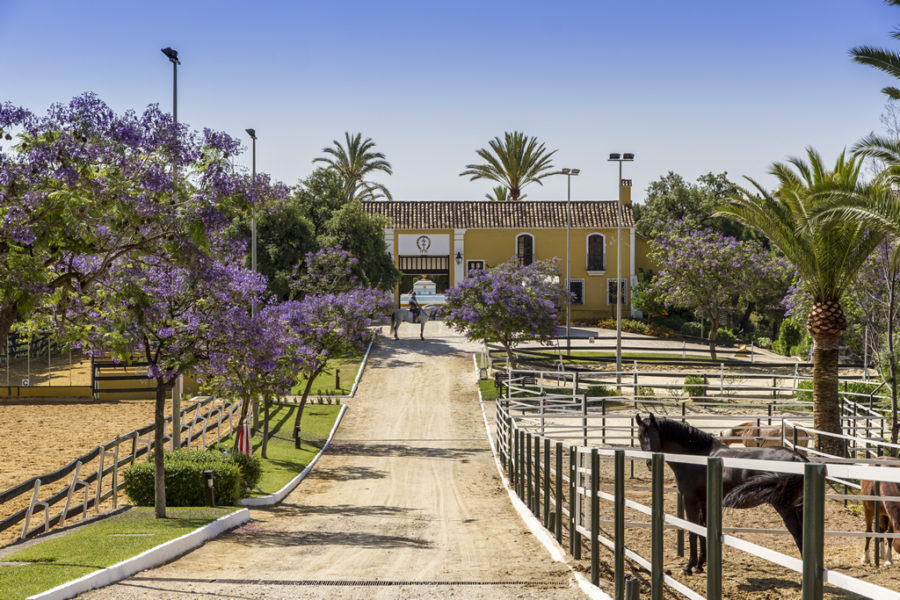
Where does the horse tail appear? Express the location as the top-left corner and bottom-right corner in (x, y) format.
(723, 472), (804, 509)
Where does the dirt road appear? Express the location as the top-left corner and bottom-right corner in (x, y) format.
(80, 324), (581, 599)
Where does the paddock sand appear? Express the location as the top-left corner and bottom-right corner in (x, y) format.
(79, 326), (579, 600)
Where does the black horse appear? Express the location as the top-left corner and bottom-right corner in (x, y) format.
(635, 413), (807, 575)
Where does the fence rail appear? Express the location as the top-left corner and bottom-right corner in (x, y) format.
(492, 367), (900, 600)
(0, 396), (240, 543)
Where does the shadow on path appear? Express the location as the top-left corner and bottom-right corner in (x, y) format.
(327, 441), (486, 459)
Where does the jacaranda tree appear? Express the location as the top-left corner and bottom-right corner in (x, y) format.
(443, 258), (565, 367)
(648, 222), (791, 359)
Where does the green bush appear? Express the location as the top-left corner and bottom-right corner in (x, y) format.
(585, 384), (621, 397)
(231, 451), (262, 494)
(774, 319), (804, 356)
(635, 385), (655, 398)
(683, 375), (708, 400)
(123, 450), (243, 506)
(754, 336), (772, 349)
(715, 328), (737, 343)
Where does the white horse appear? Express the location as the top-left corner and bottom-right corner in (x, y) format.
(390, 304), (438, 340)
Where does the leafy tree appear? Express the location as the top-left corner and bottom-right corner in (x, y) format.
(648, 224), (790, 359)
(635, 171), (754, 240)
(718, 148), (885, 455)
(321, 200), (399, 291)
(294, 168), (347, 238)
(0, 94), (237, 350)
(851, 0), (900, 100)
(485, 186), (511, 202)
(286, 247), (392, 445)
(459, 131), (558, 201)
(313, 132), (393, 201)
(443, 258), (565, 367)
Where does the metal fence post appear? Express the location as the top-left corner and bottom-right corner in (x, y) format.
(625, 577), (640, 600)
(591, 448), (600, 585)
(582, 393), (588, 446)
(534, 433), (541, 516)
(707, 456), (723, 600)
(556, 441), (563, 542)
(651, 452), (664, 600)
(526, 432), (533, 511)
(802, 463), (825, 600)
(544, 437), (551, 527)
(615, 449), (625, 600)
(569, 445), (580, 559)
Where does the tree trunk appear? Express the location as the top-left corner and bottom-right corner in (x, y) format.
(501, 340), (516, 369)
(811, 333), (845, 457)
(739, 302), (755, 334)
(292, 370), (321, 447)
(0, 303), (19, 358)
(153, 378), (168, 518)
(707, 317), (719, 361)
(888, 276), (898, 452)
(261, 395), (271, 459)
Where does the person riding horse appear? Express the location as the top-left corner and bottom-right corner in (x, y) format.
(408, 291), (421, 320)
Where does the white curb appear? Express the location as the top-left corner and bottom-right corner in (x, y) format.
(474, 354), (612, 600)
(348, 336), (375, 397)
(242, 404), (348, 506)
(27, 508), (250, 600)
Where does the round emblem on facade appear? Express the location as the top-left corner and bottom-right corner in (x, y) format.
(416, 235), (431, 254)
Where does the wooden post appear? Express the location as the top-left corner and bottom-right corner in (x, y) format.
(543, 437), (551, 527)
(534, 433), (542, 518)
(526, 432), (533, 511)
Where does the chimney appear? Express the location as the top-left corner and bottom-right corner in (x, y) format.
(620, 178), (632, 205)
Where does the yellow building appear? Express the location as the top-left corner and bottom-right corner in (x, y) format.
(363, 181), (654, 321)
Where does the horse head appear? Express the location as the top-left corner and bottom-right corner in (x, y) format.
(635, 413), (661, 469)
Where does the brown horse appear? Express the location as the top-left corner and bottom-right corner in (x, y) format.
(862, 457), (900, 566)
(721, 421), (810, 448)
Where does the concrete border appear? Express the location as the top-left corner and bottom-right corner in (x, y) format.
(27, 508), (250, 600)
(241, 404), (348, 507)
(474, 354), (612, 600)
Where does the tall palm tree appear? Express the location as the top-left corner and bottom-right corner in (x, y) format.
(851, 0), (900, 100)
(314, 132), (393, 201)
(460, 131), (557, 201)
(717, 148), (885, 456)
(485, 186), (514, 202)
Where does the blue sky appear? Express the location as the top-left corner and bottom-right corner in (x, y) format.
(1, 1), (896, 203)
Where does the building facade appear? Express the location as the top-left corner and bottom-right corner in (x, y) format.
(362, 182), (654, 321)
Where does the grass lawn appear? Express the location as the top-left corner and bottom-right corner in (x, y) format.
(290, 354), (364, 396)
(478, 378), (499, 402)
(222, 403), (342, 495)
(0, 507), (235, 600)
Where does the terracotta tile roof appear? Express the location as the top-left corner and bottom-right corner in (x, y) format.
(361, 201), (634, 229)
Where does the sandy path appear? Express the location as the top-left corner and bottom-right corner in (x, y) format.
(80, 324), (580, 599)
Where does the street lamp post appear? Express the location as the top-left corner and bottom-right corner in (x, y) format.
(161, 47), (181, 449)
(245, 128), (257, 317)
(161, 48), (179, 122)
(608, 153), (634, 386)
(561, 168), (580, 356)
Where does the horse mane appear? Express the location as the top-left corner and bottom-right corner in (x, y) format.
(654, 417), (721, 454)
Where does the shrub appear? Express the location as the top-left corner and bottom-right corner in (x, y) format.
(715, 328), (737, 343)
(683, 375), (708, 400)
(231, 451), (262, 494)
(597, 318), (678, 338)
(123, 450), (244, 506)
(754, 336), (772, 349)
(586, 384), (621, 397)
(775, 319), (804, 356)
(635, 385), (655, 398)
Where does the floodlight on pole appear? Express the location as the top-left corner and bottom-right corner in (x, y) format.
(561, 168), (580, 356)
(160, 48), (179, 122)
(608, 152), (634, 385)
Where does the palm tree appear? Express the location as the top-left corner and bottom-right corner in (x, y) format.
(314, 132), (393, 201)
(460, 131), (558, 201)
(851, 0), (900, 100)
(485, 186), (514, 202)
(717, 148), (885, 456)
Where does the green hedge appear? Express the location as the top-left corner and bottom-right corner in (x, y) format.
(683, 375), (708, 400)
(123, 450), (259, 506)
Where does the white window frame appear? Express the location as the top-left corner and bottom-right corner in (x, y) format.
(567, 278), (585, 305)
(585, 233), (606, 274)
(515, 233), (535, 266)
(606, 278), (628, 305)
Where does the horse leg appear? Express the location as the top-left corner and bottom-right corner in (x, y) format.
(863, 500), (874, 565)
(696, 504), (706, 573)
(682, 498), (702, 575)
(882, 514), (893, 566)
